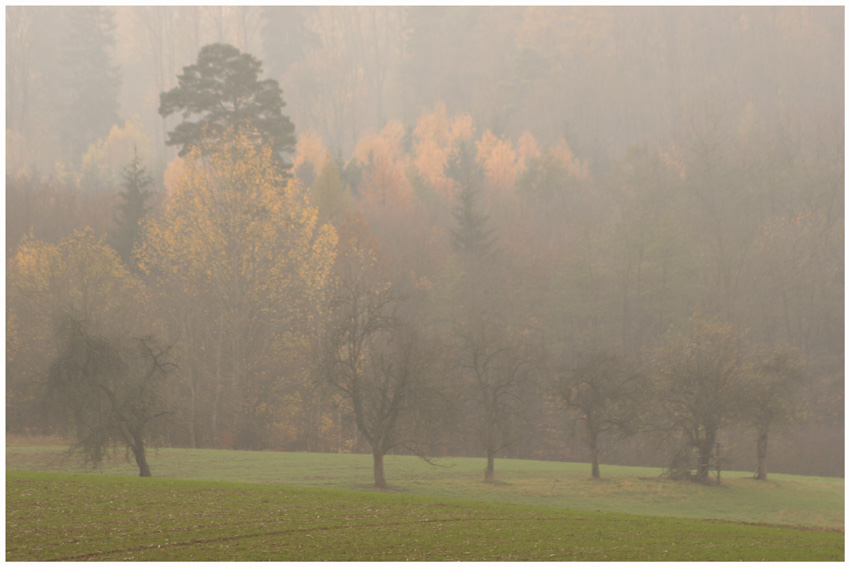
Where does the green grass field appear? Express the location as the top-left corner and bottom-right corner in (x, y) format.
(6, 445), (844, 561)
(6, 471), (843, 561)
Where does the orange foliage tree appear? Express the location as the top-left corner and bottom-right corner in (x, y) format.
(476, 130), (518, 195)
(354, 120), (412, 209)
(291, 129), (330, 187)
(412, 103), (474, 197)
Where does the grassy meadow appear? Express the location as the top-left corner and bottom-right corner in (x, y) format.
(6, 444), (844, 561)
(6, 444), (843, 529)
(6, 471), (844, 561)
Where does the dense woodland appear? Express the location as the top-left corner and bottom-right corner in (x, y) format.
(6, 7), (843, 481)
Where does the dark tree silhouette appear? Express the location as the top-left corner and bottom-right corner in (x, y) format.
(554, 349), (642, 479)
(742, 349), (805, 481)
(59, 6), (121, 162)
(454, 317), (538, 482)
(654, 315), (745, 483)
(447, 140), (495, 259)
(318, 215), (444, 489)
(44, 316), (174, 477)
(110, 148), (153, 268)
(159, 43), (296, 168)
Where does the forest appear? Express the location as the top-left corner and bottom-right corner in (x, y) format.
(5, 6), (844, 483)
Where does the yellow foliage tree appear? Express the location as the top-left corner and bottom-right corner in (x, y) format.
(353, 121), (412, 208)
(7, 228), (148, 432)
(412, 103), (475, 196)
(137, 131), (338, 449)
(80, 115), (154, 191)
(292, 129), (330, 186)
(311, 154), (353, 223)
(550, 137), (590, 180)
(516, 130), (540, 173)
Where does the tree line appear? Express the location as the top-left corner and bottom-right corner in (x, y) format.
(7, 41), (842, 486)
(7, 8), (841, 181)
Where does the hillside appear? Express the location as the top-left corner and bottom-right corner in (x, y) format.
(6, 446), (843, 530)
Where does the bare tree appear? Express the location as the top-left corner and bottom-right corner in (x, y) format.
(653, 314), (745, 483)
(453, 317), (539, 482)
(44, 316), (174, 477)
(318, 218), (444, 488)
(320, 302), (443, 488)
(553, 348), (642, 479)
(741, 348), (805, 481)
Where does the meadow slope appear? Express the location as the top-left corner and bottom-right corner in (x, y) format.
(6, 445), (843, 530)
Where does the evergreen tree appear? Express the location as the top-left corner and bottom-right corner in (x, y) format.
(447, 140), (495, 259)
(111, 148), (153, 268)
(159, 43), (296, 170)
(341, 157), (364, 198)
(260, 7), (319, 78)
(516, 152), (569, 202)
(58, 7), (121, 163)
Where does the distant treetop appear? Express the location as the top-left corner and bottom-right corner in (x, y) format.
(159, 43), (296, 169)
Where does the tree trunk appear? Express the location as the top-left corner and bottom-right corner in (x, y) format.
(132, 439), (151, 477)
(755, 429), (769, 481)
(188, 364), (198, 449)
(590, 445), (601, 479)
(372, 449), (387, 489)
(588, 427), (601, 479)
(484, 450), (495, 482)
(697, 430), (717, 482)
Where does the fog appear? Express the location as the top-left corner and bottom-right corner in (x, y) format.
(6, 6), (843, 481)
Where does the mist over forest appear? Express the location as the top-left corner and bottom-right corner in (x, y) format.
(6, 6), (843, 481)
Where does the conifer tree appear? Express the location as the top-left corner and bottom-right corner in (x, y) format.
(59, 6), (121, 162)
(159, 43), (296, 170)
(447, 140), (495, 259)
(111, 148), (153, 268)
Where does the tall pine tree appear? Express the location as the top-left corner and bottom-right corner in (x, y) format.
(159, 43), (296, 171)
(59, 7), (121, 163)
(111, 148), (153, 268)
(447, 140), (495, 259)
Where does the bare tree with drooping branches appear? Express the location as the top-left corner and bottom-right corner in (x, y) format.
(44, 315), (175, 477)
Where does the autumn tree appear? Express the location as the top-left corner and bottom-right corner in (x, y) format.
(137, 131), (337, 448)
(354, 121), (412, 209)
(79, 116), (154, 193)
(159, 43), (296, 167)
(553, 349), (643, 479)
(516, 138), (588, 204)
(653, 314), (745, 483)
(44, 315), (174, 477)
(476, 130), (518, 195)
(411, 103), (474, 196)
(7, 229), (155, 441)
(311, 155), (352, 222)
(291, 129), (329, 189)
